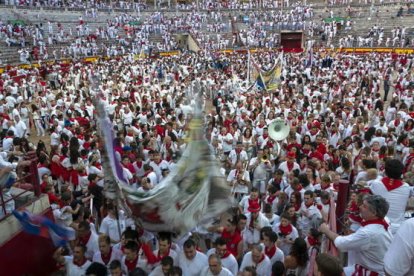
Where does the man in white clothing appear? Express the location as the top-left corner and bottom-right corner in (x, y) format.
(206, 237), (238, 275)
(149, 256), (174, 276)
(14, 115), (27, 138)
(319, 195), (392, 275)
(239, 244), (272, 276)
(370, 159), (412, 234)
(200, 254), (234, 276)
(384, 218), (414, 276)
(177, 238), (208, 276)
(77, 221), (99, 260)
(54, 245), (92, 276)
(243, 201), (271, 249)
(92, 235), (123, 268)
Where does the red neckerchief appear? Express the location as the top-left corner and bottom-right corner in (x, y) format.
(157, 247), (170, 260)
(254, 253), (265, 266)
(77, 231), (91, 246)
(125, 255), (139, 272)
(279, 224), (293, 236)
(264, 245), (277, 259)
(267, 195), (277, 206)
(296, 185), (303, 192)
(394, 119), (400, 127)
(94, 163), (102, 170)
(305, 202), (314, 208)
(307, 235), (320, 246)
(381, 177), (404, 191)
(248, 198), (259, 209)
(73, 257), (88, 267)
(302, 148), (310, 155)
(262, 134), (268, 139)
(221, 250), (231, 259)
(135, 161), (143, 168)
(361, 218), (389, 230)
(101, 247), (112, 265)
(287, 161), (294, 171)
(309, 129), (318, 136)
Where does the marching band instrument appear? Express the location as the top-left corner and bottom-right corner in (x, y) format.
(268, 118), (290, 156)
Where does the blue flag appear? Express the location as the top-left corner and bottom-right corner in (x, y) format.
(13, 210), (75, 247)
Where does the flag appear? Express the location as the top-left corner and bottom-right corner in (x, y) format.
(93, 83), (233, 239)
(13, 210), (75, 247)
(262, 52), (283, 91)
(326, 197), (339, 256)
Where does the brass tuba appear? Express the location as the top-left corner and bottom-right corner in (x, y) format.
(268, 118), (290, 156)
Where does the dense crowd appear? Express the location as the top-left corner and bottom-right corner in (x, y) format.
(1, 46), (414, 276)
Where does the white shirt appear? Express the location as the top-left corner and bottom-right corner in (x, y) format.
(177, 251), (208, 276)
(14, 120), (27, 138)
(239, 252), (272, 276)
(272, 223), (299, 256)
(92, 247), (123, 267)
(227, 169), (250, 195)
(85, 231), (100, 260)
(384, 218), (414, 276)
(100, 215), (121, 243)
(200, 266), (234, 276)
(370, 178), (411, 233)
(206, 248), (238, 275)
(64, 256), (91, 276)
(2, 137), (13, 152)
(244, 212), (271, 245)
(334, 223), (393, 274)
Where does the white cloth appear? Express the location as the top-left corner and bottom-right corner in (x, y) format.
(334, 223), (393, 274)
(384, 218), (414, 276)
(370, 178), (411, 233)
(64, 256), (91, 276)
(239, 252), (272, 276)
(177, 251), (208, 276)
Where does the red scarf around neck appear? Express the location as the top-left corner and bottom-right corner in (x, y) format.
(265, 245), (277, 259)
(125, 255), (139, 272)
(279, 224), (293, 236)
(307, 235), (320, 246)
(361, 218), (389, 230)
(266, 195), (277, 205)
(77, 231), (91, 247)
(287, 161), (294, 171)
(221, 250), (231, 259)
(101, 248), (112, 265)
(381, 177), (404, 191)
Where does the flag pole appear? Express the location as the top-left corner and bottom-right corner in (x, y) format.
(247, 49), (251, 85)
